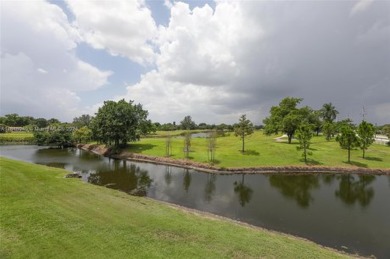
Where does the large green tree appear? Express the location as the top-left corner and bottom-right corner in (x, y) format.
(90, 99), (151, 147)
(234, 114), (254, 153)
(263, 97), (308, 144)
(180, 115), (196, 130)
(33, 128), (73, 148)
(336, 124), (360, 163)
(357, 120), (375, 159)
(73, 114), (93, 128)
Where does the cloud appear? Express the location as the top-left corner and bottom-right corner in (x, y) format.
(65, 0), (157, 65)
(350, 0), (374, 16)
(122, 1), (265, 123)
(122, 0), (390, 125)
(0, 0), (111, 121)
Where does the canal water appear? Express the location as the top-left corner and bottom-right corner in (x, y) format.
(1, 145), (389, 258)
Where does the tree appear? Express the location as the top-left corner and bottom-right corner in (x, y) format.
(73, 114), (92, 128)
(33, 128), (73, 148)
(320, 102), (339, 123)
(183, 131), (191, 158)
(336, 124), (360, 163)
(320, 103), (339, 140)
(34, 118), (49, 129)
(263, 97), (304, 144)
(165, 134), (172, 157)
(72, 126), (92, 143)
(180, 115), (196, 130)
(234, 115), (254, 153)
(357, 120), (375, 159)
(296, 123), (313, 164)
(322, 121), (336, 141)
(381, 124), (390, 138)
(90, 99), (151, 147)
(207, 130), (217, 163)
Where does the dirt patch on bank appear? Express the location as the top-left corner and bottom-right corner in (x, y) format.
(77, 144), (390, 175)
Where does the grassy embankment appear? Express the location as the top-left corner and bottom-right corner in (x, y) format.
(0, 132), (34, 144)
(0, 157), (351, 258)
(127, 130), (390, 169)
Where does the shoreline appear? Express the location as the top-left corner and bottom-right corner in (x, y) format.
(78, 144), (390, 175)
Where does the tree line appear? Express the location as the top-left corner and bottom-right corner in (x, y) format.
(1, 97), (389, 164)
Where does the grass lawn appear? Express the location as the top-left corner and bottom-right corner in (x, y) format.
(127, 130), (390, 169)
(0, 157), (351, 258)
(0, 132), (34, 143)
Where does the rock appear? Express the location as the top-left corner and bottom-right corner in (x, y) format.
(104, 183), (116, 188)
(65, 173), (81, 178)
(129, 187), (147, 197)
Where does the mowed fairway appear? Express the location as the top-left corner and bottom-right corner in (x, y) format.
(0, 157), (351, 258)
(127, 131), (390, 169)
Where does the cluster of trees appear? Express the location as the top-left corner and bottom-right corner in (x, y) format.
(262, 97), (378, 163)
(0, 114), (61, 132)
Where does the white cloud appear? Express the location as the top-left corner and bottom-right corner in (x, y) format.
(65, 0), (157, 64)
(0, 0), (111, 121)
(350, 0), (374, 16)
(122, 1), (265, 124)
(122, 0), (389, 125)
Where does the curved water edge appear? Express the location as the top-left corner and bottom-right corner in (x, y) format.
(78, 144), (390, 175)
(1, 145), (390, 258)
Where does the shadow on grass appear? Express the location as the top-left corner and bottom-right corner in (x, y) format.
(300, 158), (323, 165)
(343, 161), (368, 168)
(127, 144), (157, 153)
(364, 156), (383, 162)
(242, 150), (260, 156)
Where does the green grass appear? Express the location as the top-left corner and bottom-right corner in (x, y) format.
(0, 132), (34, 143)
(0, 157), (351, 258)
(127, 131), (390, 169)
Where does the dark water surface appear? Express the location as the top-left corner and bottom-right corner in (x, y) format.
(1, 145), (389, 258)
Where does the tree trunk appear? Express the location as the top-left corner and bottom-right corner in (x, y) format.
(242, 134), (245, 153)
(287, 133), (292, 144)
(348, 147), (351, 163)
(363, 148), (365, 159)
(304, 146), (307, 163)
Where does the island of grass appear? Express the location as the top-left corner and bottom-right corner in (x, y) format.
(1, 157), (353, 258)
(90, 130), (390, 173)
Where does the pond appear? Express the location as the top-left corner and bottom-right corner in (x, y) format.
(1, 145), (389, 258)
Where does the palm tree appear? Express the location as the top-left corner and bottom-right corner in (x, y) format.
(320, 103), (339, 123)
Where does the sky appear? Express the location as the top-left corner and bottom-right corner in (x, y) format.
(1, 0), (389, 125)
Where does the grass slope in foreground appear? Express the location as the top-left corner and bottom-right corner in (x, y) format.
(0, 157), (351, 259)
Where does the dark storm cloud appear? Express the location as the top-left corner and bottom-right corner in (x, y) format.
(229, 0), (390, 124)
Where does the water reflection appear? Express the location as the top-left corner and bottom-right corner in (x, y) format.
(335, 175), (375, 207)
(183, 169), (192, 192)
(269, 175), (319, 208)
(88, 160), (152, 196)
(233, 174), (253, 207)
(1, 145), (390, 258)
(164, 166), (173, 186)
(204, 174), (216, 202)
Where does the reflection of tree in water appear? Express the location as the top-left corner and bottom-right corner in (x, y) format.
(204, 174), (216, 202)
(269, 175), (319, 208)
(335, 175), (375, 207)
(321, 174), (336, 185)
(234, 174), (253, 207)
(183, 169), (192, 192)
(88, 160), (152, 195)
(164, 166), (172, 186)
